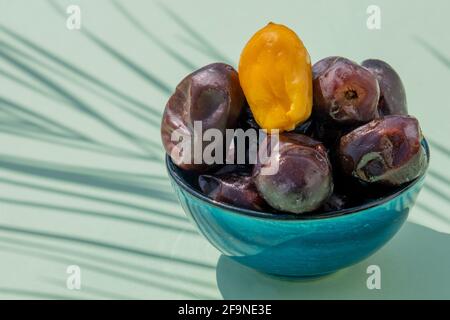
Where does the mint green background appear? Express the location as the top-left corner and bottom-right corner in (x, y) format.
(0, 0), (449, 299)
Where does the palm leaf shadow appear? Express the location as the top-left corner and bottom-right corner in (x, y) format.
(427, 138), (450, 158)
(0, 235), (214, 290)
(0, 0), (227, 298)
(1, 38), (164, 154)
(0, 176), (186, 223)
(425, 182), (450, 205)
(83, 31), (172, 95)
(414, 36), (450, 69)
(157, 1), (231, 63)
(0, 197), (195, 234)
(0, 26), (162, 120)
(0, 287), (81, 300)
(0, 125), (153, 160)
(0, 30), (167, 165)
(0, 224), (215, 270)
(0, 154), (176, 203)
(0, 96), (154, 160)
(0, 96), (86, 139)
(0, 244), (210, 299)
(416, 202), (450, 224)
(427, 170), (450, 187)
(0, 47), (161, 158)
(0, 66), (66, 104)
(43, 277), (135, 300)
(0, 40), (162, 129)
(111, 0), (198, 71)
(412, 37), (450, 221)
(48, 0), (172, 95)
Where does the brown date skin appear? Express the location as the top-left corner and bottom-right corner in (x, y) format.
(339, 115), (427, 186)
(253, 133), (333, 214)
(198, 174), (267, 211)
(161, 63), (245, 171)
(312, 56), (342, 79)
(362, 59), (408, 116)
(313, 57), (380, 125)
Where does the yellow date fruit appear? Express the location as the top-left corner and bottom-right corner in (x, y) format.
(238, 23), (313, 131)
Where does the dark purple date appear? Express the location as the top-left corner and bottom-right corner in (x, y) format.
(339, 115), (427, 186)
(161, 63), (245, 171)
(253, 133), (333, 214)
(313, 57), (380, 125)
(199, 174), (267, 211)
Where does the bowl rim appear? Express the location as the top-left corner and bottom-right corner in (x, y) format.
(165, 138), (429, 221)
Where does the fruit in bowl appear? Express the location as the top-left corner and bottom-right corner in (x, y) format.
(161, 23), (429, 277)
(238, 23), (313, 132)
(362, 59), (408, 116)
(198, 173), (268, 211)
(313, 57), (380, 126)
(161, 63), (245, 171)
(253, 133), (333, 214)
(339, 115), (427, 186)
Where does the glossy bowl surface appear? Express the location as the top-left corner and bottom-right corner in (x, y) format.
(166, 140), (429, 277)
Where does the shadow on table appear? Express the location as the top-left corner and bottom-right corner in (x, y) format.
(216, 222), (450, 299)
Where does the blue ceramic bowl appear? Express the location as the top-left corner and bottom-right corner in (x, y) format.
(166, 140), (429, 278)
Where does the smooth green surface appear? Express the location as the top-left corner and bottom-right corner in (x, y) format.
(0, 0), (449, 299)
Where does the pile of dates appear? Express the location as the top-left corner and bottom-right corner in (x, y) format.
(161, 23), (427, 215)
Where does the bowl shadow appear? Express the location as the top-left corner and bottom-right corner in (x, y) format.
(216, 222), (450, 299)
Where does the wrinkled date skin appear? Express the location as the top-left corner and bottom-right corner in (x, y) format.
(198, 174), (267, 211)
(362, 59), (408, 116)
(312, 56), (341, 78)
(253, 133), (333, 214)
(339, 115), (427, 186)
(161, 63), (245, 171)
(313, 57), (380, 125)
